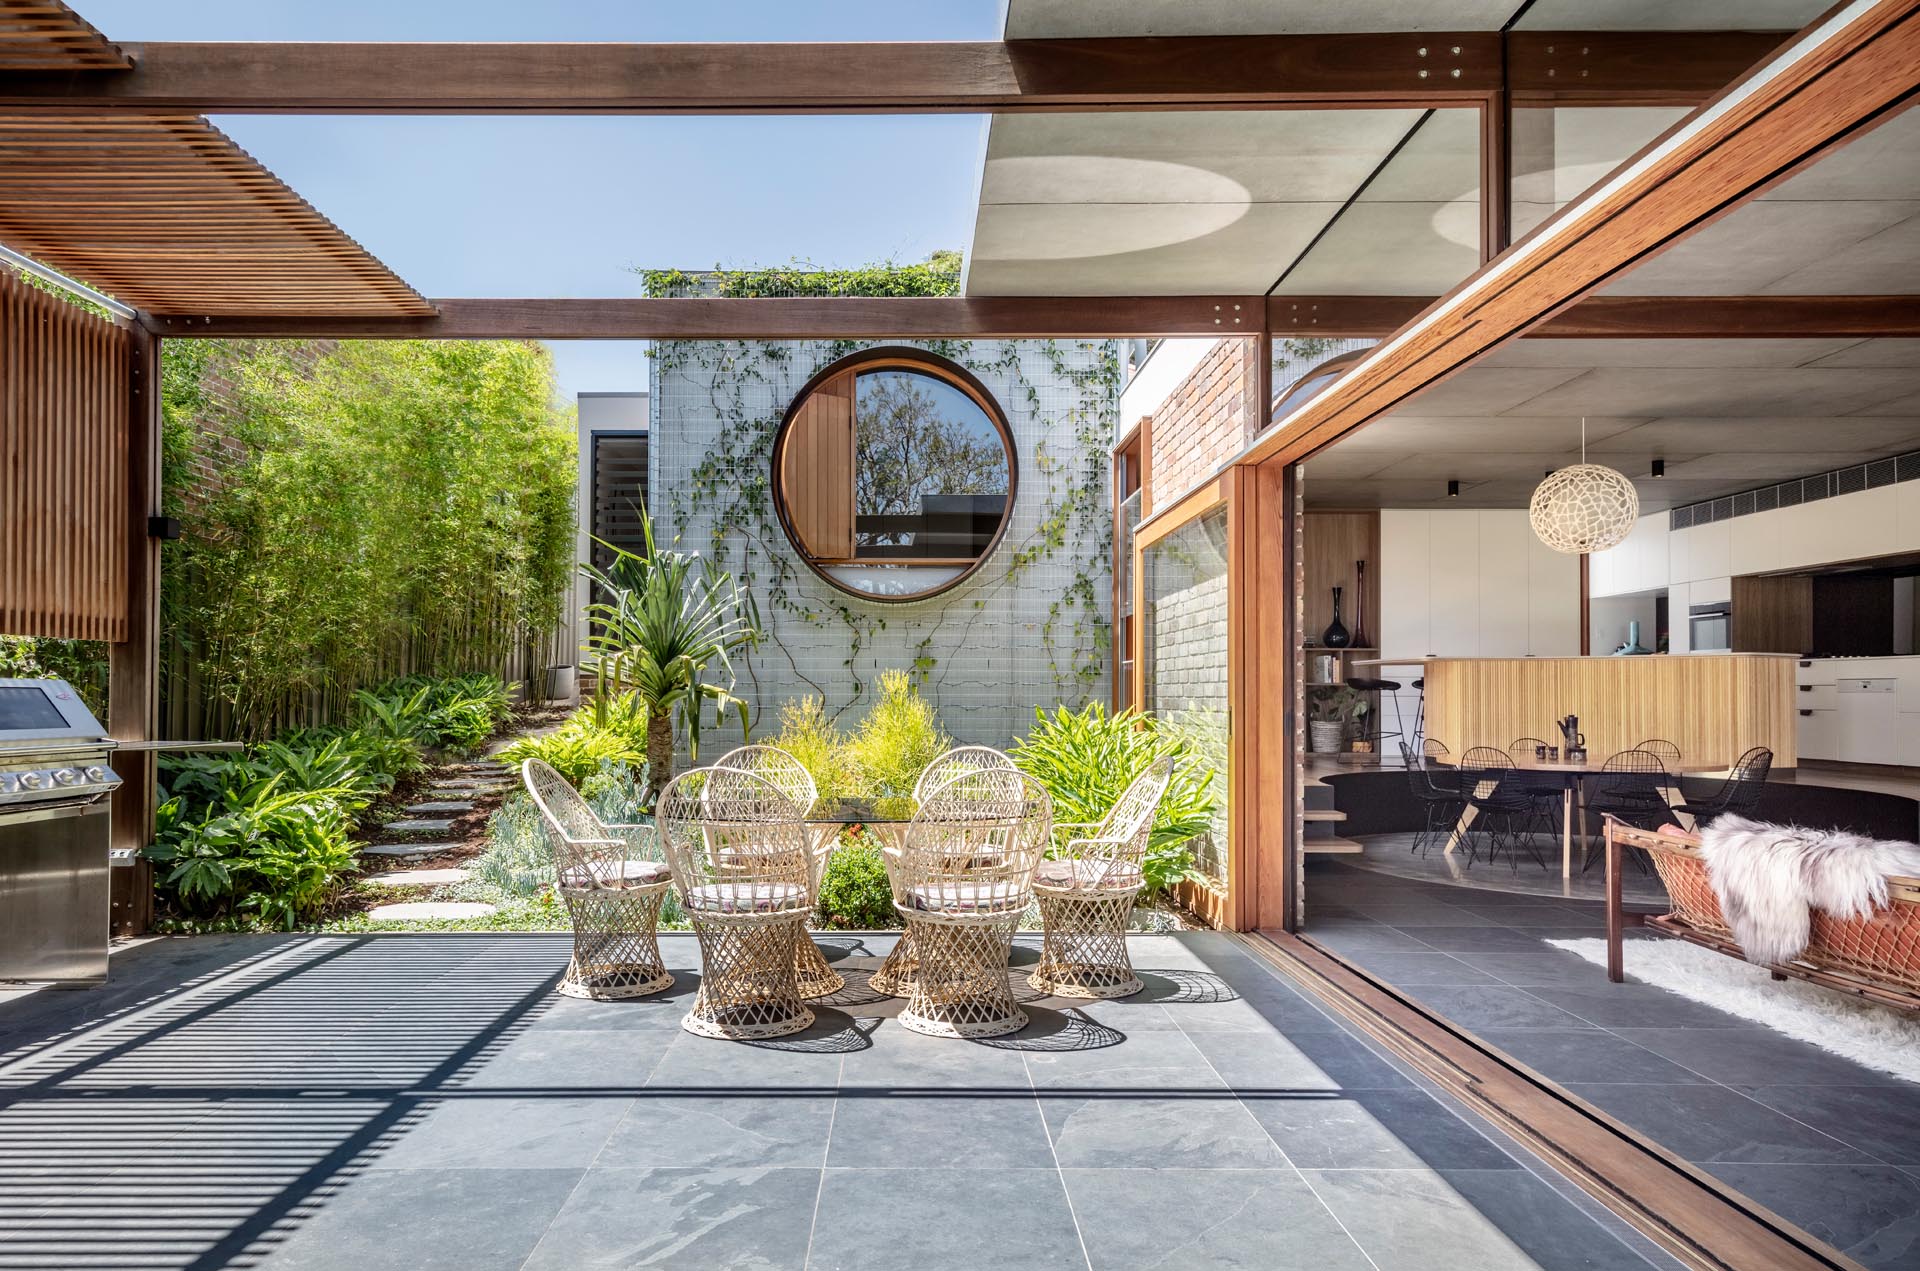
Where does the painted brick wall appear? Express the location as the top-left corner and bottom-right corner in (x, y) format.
(650, 338), (1116, 749)
(1148, 338), (1246, 511)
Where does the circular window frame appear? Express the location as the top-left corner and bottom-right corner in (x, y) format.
(770, 346), (1019, 604)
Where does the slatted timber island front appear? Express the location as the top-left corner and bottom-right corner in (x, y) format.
(1378, 653), (1798, 769)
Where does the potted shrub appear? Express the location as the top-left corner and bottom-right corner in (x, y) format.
(1308, 685), (1369, 754)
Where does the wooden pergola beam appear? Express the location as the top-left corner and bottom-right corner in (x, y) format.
(141, 293), (1920, 341)
(0, 31), (1787, 114)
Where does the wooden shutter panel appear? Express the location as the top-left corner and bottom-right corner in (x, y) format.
(781, 370), (855, 559)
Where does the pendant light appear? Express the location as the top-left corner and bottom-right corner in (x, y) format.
(1529, 418), (1638, 554)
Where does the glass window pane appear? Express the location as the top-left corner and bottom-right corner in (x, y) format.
(853, 369), (1010, 558)
(1142, 507), (1230, 883)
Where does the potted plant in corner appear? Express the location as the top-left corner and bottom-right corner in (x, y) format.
(1307, 685), (1370, 754)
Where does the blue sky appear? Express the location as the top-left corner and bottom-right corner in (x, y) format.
(74, 1), (1006, 399)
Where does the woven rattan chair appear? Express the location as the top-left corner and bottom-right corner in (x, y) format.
(883, 767), (1050, 1038)
(911, 744), (1017, 801)
(657, 766), (815, 1040)
(714, 744), (840, 999)
(521, 759), (674, 1000)
(873, 744), (1020, 998)
(1028, 756), (1173, 999)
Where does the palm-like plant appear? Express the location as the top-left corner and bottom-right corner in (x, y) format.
(582, 511), (762, 803)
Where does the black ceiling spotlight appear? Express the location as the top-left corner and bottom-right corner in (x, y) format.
(1447, 479), (1460, 498)
(1651, 458), (1667, 478)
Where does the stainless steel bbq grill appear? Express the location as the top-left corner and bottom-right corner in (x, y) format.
(0, 677), (122, 986)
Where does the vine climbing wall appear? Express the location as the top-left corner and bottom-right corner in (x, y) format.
(650, 337), (1119, 745)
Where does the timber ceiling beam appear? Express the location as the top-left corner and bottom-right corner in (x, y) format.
(0, 31), (1787, 115)
(141, 294), (1920, 341)
(1235, 0), (1920, 471)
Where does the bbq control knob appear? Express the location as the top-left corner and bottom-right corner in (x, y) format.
(53, 768), (80, 786)
(85, 767), (108, 783)
(0, 773), (17, 793)
(19, 771), (42, 789)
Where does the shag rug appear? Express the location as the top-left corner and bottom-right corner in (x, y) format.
(1549, 936), (1920, 1085)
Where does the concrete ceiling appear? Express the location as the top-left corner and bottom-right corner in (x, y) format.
(1601, 106), (1920, 296)
(1002, 0), (1827, 37)
(966, 109), (1440, 295)
(1301, 337), (1920, 510)
(1003, 1), (1523, 38)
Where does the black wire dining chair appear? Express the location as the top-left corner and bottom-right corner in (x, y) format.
(1583, 749), (1677, 871)
(1677, 746), (1773, 828)
(1457, 747), (1545, 871)
(1399, 741), (1463, 856)
(1634, 738), (1682, 770)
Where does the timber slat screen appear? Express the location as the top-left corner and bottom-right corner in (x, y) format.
(0, 114), (433, 316)
(0, 265), (129, 640)
(0, 0), (128, 71)
(589, 433), (649, 573)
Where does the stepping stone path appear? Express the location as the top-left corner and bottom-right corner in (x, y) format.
(359, 842), (459, 859)
(368, 901), (495, 923)
(404, 800), (474, 815)
(365, 867), (471, 887)
(383, 818), (455, 834)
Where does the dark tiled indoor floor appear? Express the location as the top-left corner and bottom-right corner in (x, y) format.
(0, 930), (1678, 1270)
(1307, 857), (1920, 1271)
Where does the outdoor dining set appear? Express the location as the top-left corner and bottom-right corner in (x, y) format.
(521, 746), (1173, 1041)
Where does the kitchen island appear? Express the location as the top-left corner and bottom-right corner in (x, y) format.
(1356, 653), (1798, 768)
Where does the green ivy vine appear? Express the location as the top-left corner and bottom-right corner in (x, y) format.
(639, 262), (1116, 718)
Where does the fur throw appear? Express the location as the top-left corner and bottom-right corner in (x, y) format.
(1696, 815), (1920, 966)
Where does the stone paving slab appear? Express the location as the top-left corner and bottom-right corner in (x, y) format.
(365, 868), (471, 887)
(359, 842), (460, 859)
(405, 801), (474, 814)
(383, 818), (455, 834)
(368, 901), (495, 922)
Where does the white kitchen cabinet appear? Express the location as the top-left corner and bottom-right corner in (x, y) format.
(1528, 531), (1581, 655)
(1798, 707), (1839, 761)
(1731, 506), (1784, 576)
(1838, 685), (1897, 765)
(1796, 659), (1837, 687)
(1427, 511), (1481, 656)
(1476, 511), (1530, 656)
(1688, 519), (1731, 583)
(1378, 509), (1581, 660)
(1379, 510), (1431, 656)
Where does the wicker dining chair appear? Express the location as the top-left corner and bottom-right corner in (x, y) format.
(656, 766), (816, 1040)
(883, 767), (1051, 1038)
(873, 744), (1020, 998)
(521, 759), (675, 999)
(713, 744), (840, 999)
(1028, 756), (1173, 999)
(911, 744), (1017, 802)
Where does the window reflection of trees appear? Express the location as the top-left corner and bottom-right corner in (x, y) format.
(852, 370), (1008, 549)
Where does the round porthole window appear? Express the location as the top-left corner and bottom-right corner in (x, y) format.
(771, 348), (1017, 602)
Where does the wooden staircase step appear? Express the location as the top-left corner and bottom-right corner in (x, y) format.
(1303, 809), (1348, 822)
(1304, 835), (1364, 854)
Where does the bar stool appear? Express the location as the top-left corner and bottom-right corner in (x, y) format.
(1343, 674), (1406, 761)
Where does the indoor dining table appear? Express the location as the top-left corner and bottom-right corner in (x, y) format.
(1445, 753), (1723, 878)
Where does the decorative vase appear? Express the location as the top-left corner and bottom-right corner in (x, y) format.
(1323, 586), (1352, 649)
(1309, 720), (1346, 753)
(1352, 560), (1371, 648)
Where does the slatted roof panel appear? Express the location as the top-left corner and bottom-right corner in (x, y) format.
(0, 0), (128, 71)
(0, 114), (433, 316)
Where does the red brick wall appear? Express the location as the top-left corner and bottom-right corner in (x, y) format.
(1147, 338), (1247, 512)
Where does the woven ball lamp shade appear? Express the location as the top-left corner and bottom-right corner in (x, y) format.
(1529, 463), (1639, 554)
